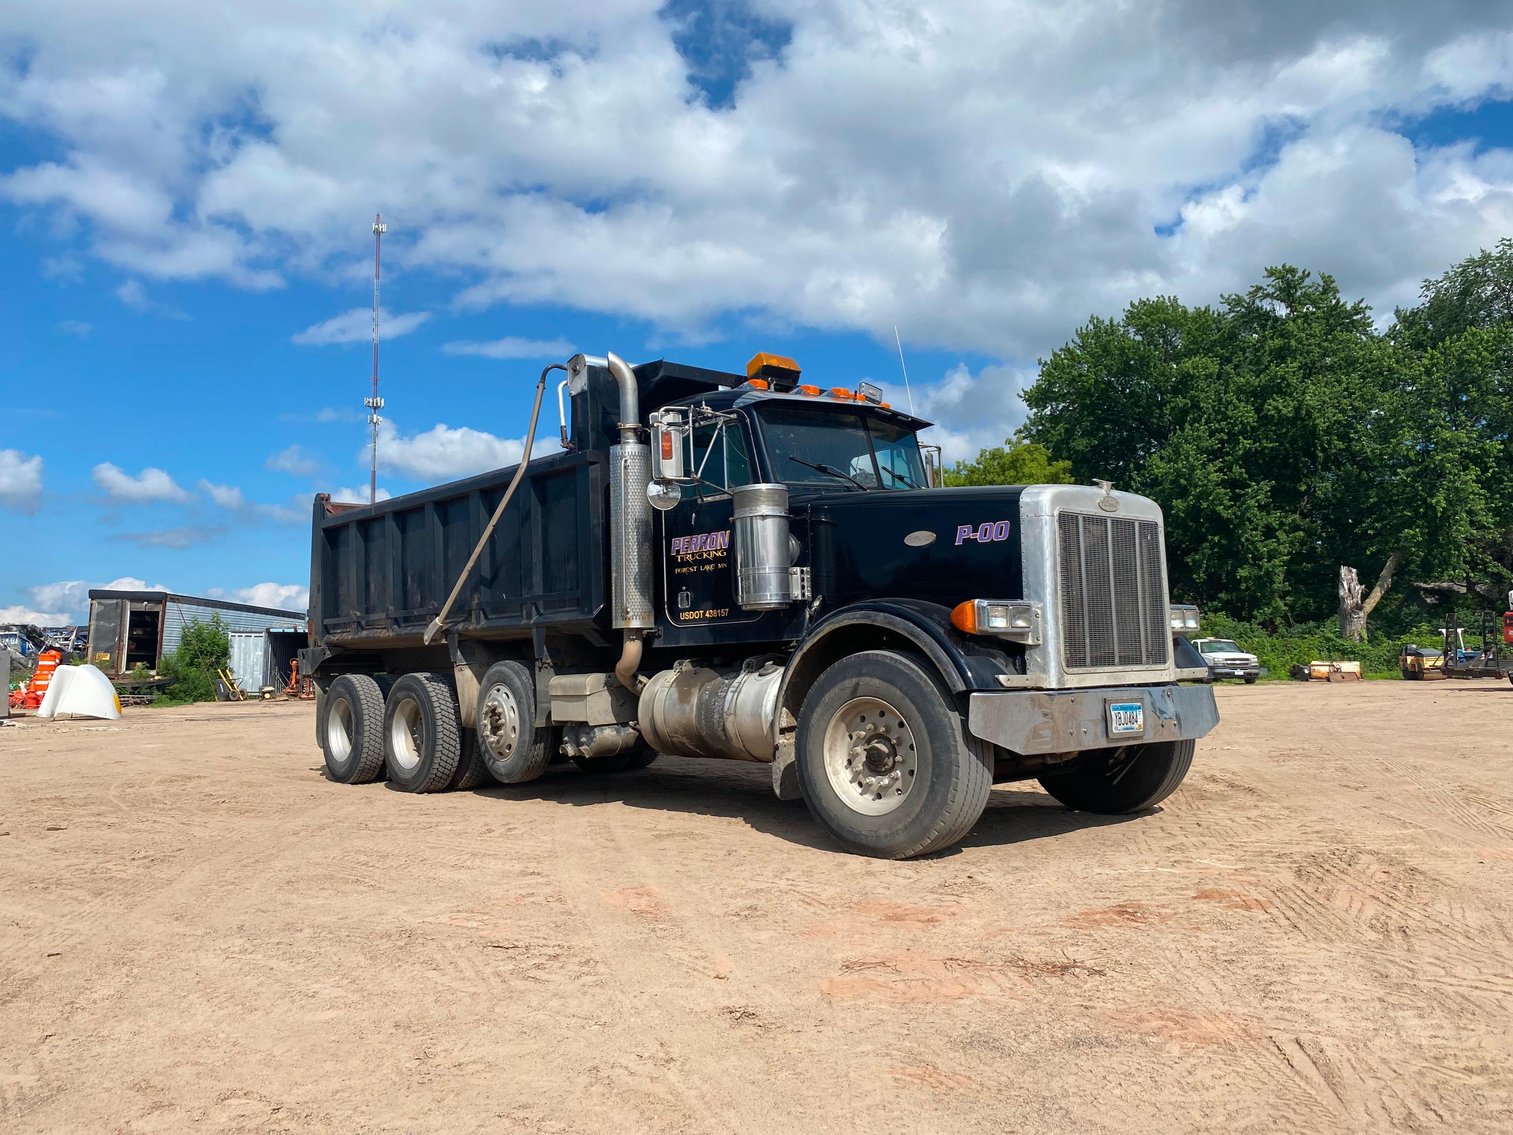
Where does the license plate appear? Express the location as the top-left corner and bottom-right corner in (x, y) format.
(1107, 700), (1145, 738)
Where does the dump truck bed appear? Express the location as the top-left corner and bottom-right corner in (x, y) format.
(309, 450), (608, 647)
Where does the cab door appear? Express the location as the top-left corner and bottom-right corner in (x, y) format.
(659, 413), (762, 627)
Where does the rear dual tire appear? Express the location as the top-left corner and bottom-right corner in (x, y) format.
(320, 674), (387, 784)
(383, 673), (463, 793)
(320, 671), (494, 792)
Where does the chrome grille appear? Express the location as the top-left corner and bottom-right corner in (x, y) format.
(1057, 512), (1169, 669)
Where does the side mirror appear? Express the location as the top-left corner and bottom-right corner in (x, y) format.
(920, 444), (943, 488)
(647, 481), (683, 511)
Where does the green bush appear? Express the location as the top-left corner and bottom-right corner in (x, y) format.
(1195, 612), (1446, 680)
(157, 614), (230, 704)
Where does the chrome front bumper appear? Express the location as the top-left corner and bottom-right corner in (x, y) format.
(966, 683), (1220, 756)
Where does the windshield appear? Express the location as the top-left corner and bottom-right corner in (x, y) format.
(756, 404), (926, 490)
(1200, 640), (1241, 654)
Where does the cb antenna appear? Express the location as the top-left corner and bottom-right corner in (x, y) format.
(365, 212), (387, 507)
(892, 324), (916, 415)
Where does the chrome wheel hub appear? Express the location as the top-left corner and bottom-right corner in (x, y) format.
(327, 698), (354, 761)
(389, 698), (424, 771)
(822, 696), (919, 816)
(480, 684), (520, 761)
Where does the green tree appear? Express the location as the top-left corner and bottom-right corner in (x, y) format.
(1393, 236), (1513, 351)
(1018, 249), (1513, 635)
(1023, 267), (1396, 628)
(944, 438), (1072, 487)
(157, 614), (231, 704)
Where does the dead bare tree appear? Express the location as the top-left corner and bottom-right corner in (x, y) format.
(1338, 552), (1403, 641)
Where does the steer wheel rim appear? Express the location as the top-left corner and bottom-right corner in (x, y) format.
(389, 698), (425, 771)
(822, 695), (919, 816)
(479, 683), (520, 761)
(328, 698), (354, 762)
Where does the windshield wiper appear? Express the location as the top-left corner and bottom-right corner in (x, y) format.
(786, 454), (868, 491)
(878, 466), (920, 489)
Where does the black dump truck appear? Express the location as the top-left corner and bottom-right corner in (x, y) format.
(302, 350), (1218, 858)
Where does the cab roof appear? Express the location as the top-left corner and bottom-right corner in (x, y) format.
(654, 373), (932, 431)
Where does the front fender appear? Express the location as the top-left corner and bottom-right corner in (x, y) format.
(781, 599), (1019, 711)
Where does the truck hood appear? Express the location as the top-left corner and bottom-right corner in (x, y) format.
(803, 486), (1028, 610)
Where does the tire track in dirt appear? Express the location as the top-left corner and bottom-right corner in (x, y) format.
(1259, 1032), (1455, 1131)
(1378, 758), (1513, 842)
(545, 807), (760, 1135)
(1281, 846), (1505, 952)
(0, 795), (338, 1122)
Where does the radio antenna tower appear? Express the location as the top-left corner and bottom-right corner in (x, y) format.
(365, 212), (387, 506)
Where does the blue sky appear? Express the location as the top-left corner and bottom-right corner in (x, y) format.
(3, 1), (1513, 623)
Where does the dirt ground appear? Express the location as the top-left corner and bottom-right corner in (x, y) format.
(1, 682), (1510, 1135)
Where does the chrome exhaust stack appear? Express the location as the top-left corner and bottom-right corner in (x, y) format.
(582, 350), (654, 692)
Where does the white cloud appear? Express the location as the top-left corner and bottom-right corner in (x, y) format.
(1, 2), (1512, 372)
(197, 479), (244, 509)
(441, 336), (575, 360)
(293, 307), (429, 346)
(26, 575), (171, 621)
(266, 444), (321, 475)
(373, 421), (524, 482)
(26, 580), (90, 614)
(256, 504), (306, 523)
(0, 449), (44, 513)
(116, 278), (151, 309)
(0, 605), (71, 625)
(57, 318), (91, 337)
(908, 362), (1036, 464)
(114, 277), (187, 319)
(92, 462), (191, 503)
(225, 582), (309, 611)
(327, 485), (392, 503)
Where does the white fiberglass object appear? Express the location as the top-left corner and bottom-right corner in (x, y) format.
(37, 664), (123, 720)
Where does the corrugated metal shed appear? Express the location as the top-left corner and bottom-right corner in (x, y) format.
(157, 595), (304, 657)
(86, 590), (306, 676)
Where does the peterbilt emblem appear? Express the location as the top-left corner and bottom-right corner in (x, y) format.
(904, 530), (936, 547)
(1096, 479), (1119, 512)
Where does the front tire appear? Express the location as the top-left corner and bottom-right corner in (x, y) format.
(474, 661), (558, 784)
(320, 674), (387, 784)
(795, 650), (992, 859)
(1037, 739), (1194, 814)
(383, 673), (463, 793)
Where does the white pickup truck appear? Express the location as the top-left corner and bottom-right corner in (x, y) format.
(1190, 638), (1261, 683)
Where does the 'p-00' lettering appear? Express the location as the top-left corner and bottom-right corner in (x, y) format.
(955, 521), (1012, 545)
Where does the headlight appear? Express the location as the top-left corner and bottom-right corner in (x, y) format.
(951, 600), (1042, 644)
(1169, 603), (1200, 632)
